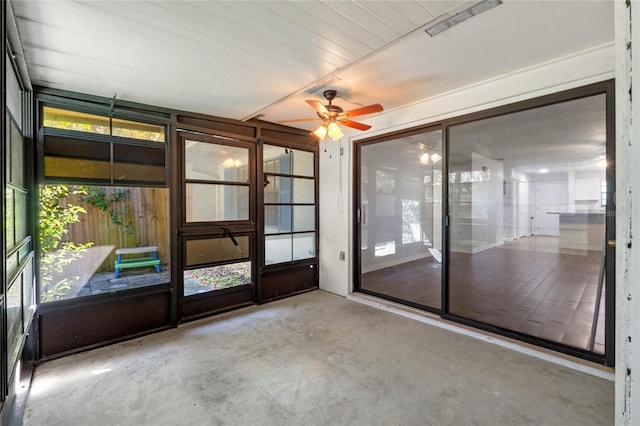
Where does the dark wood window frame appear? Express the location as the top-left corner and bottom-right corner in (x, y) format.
(257, 139), (320, 302)
(30, 87), (319, 361)
(176, 131), (257, 320)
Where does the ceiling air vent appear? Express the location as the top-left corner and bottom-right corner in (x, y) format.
(304, 77), (341, 95)
(425, 0), (502, 37)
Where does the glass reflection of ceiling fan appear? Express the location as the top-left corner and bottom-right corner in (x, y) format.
(277, 90), (383, 141)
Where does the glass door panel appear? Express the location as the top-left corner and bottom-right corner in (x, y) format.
(358, 129), (443, 311)
(259, 143), (318, 303)
(448, 94), (608, 354)
(184, 236), (251, 296)
(181, 134), (255, 300)
(262, 144), (317, 266)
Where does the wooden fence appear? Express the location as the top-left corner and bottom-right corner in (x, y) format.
(62, 186), (170, 273)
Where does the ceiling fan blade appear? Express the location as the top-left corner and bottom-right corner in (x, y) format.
(306, 100), (329, 115)
(339, 119), (371, 131)
(343, 103), (383, 118)
(276, 117), (321, 124)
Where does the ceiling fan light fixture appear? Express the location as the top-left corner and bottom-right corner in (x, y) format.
(313, 124), (328, 139)
(282, 90), (382, 140)
(419, 152), (442, 165)
(327, 122), (343, 141)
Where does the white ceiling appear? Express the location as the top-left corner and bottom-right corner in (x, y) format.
(10, 0), (613, 133)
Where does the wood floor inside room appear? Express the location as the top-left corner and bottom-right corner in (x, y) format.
(360, 236), (605, 353)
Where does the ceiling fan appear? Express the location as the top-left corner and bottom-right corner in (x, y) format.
(277, 90), (383, 141)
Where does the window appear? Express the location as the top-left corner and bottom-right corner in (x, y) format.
(181, 135), (255, 297)
(39, 105), (170, 302)
(263, 145), (316, 265)
(43, 107), (165, 142)
(5, 106), (35, 375)
(184, 139), (250, 222)
(39, 185), (170, 302)
(42, 106), (167, 186)
(183, 237), (251, 296)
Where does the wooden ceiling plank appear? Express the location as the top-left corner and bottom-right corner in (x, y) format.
(168, 1), (347, 72)
(386, 1), (439, 27)
(322, 1), (403, 40)
(223, 1), (370, 61)
(15, 18), (263, 86)
(287, 1), (389, 48)
(351, 1), (419, 35)
(419, 0), (462, 19)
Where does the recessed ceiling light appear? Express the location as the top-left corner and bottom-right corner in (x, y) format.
(539, 168), (549, 174)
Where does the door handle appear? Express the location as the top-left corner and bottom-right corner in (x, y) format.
(222, 227), (243, 254)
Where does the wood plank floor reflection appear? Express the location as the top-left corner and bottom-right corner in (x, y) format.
(360, 236), (605, 354)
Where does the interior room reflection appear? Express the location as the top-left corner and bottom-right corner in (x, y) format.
(359, 93), (608, 354)
(360, 130), (443, 310)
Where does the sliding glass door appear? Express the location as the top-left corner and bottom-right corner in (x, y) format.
(448, 91), (612, 356)
(356, 128), (443, 312)
(355, 81), (614, 364)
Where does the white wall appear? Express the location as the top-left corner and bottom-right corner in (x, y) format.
(615, 2), (638, 424)
(319, 43), (614, 297)
(319, 142), (352, 296)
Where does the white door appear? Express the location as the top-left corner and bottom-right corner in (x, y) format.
(534, 182), (568, 236)
(516, 181), (529, 238)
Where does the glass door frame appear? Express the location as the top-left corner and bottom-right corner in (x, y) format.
(353, 80), (615, 366)
(353, 123), (445, 315)
(442, 80), (615, 366)
(176, 131), (257, 321)
(256, 139), (320, 303)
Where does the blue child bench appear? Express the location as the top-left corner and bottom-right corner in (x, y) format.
(114, 246), (162, 278)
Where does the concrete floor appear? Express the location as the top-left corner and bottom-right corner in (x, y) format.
(22, 290), (613, 425)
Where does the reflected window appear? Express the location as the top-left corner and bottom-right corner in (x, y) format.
(402, 199), (421, 244)
(185, 184), (249, 222)
(375, 241), (396, 257)
(358, 128), (443, 310)
(184, 139), (250, 224)
(185, 141), (249, 182)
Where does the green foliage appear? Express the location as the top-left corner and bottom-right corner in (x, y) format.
(40, 242), (89, 302)
(39, 184), (140, 301)
(39, 185), (93, 302)
(79, 186), (134, 235)
(39, 185), (90, 254)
